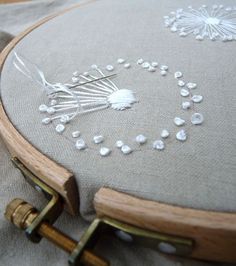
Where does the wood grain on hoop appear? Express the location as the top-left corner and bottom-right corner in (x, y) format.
(0, 0), (97, 214)
(1, 2), (236, 263)
(94, 188), (236, 263)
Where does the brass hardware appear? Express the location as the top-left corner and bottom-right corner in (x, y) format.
(5, 198), (109, 266)
(5, 157), (193, 265)
(69, 217), (193, 265)
(6, 157), (109, 266)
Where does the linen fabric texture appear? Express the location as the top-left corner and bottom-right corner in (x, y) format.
(1, 0), (236, 223)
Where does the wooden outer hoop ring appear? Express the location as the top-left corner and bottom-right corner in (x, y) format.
(0, 1), (235, 263)
(0, 0), (98, 214)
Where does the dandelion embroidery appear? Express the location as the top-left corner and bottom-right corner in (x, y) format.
(13, 53), (204, 157)
(164, 5), (236, 42)
(13, 53), (137, 127)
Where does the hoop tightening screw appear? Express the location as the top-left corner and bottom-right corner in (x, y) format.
(5, 198), (109, 266)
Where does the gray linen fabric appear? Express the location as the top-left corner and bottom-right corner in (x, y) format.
(0, 1), (236, 265)
(1, 0), (236, 219)
(0, 0), (84, 35)
(0, 140), (222, 266)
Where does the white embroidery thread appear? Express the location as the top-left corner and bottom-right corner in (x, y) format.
(13, 53), (204, 157)
(164, 5), (236, 42)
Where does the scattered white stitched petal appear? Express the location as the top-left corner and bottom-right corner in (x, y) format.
(137, 58), (144, 65)
(72, 77), (79, 83)
(117, 58), (125, 64)
(47, 107), (56, 115)
(116, 140), (124, 148)
(174, 71), (183, 79)
(161, 129), (170, 139)
(171, 26), (177, 32)
(72, 131), (80, 138)
(106, 65), (114, 71)
(176, 129), (187, 141)
(39, 104), (48, 113)
(182, 101), (191, 110)
(142, 62), (150, 69)
(148, 66), (156, 72)
(174, 117), (185, 126)
(160, 70), (167, 76)
(93, 135), (104, 144)
(151, 62), (158, 67)
(42, 117), (51, 125)
(121, 145), (132, 155)
(180, 88), (190, 97)
(178, 80), (185, 87)
(179, 32), (187, 37)
(73, 71), (79, 77)
(191, 95), (203, 103)
(186, 82), (197, 89)
(191, 113), (204, 125)
(75, 139), (87, 150)
(225, 6), (232, 11)
(100, 147), (111, 157)
(60, 115), (70, 124)
(196, 35), (204, 41)
(124, 63), (131, 69)
(165, 21), (170, 27)
(50, 100), (57, 106)
(91, 64), (98, 70)
(135, 134), (147, 144)
(160, 65), (168, 71)
(55, 124), (65, 134)
(153, 140), (165, 150)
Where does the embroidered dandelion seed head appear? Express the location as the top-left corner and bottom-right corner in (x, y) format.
(13, 53), (204, 157)
(164, 5), (236, 42)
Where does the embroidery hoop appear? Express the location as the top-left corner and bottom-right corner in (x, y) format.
(0, 2), (235, 264)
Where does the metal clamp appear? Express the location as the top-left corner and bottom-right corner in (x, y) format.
(5, 157), (193, 266)
(6, 157), (109, 266)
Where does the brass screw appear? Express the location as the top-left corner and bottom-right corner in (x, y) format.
(5, 199), (109, 266)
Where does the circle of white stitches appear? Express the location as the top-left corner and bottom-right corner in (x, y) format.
(164, 5), (236, 42)
(13, 53), (204, 157)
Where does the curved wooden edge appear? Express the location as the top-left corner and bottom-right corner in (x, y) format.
(0, 0), (98, 214)
(94, 188), (236, 263)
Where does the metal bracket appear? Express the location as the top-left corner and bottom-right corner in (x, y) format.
(69, 217), (193, 265)
(7, 157), (193, 266)
(11, 157), (63, 242)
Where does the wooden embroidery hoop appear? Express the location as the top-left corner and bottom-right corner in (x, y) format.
(0, 1), (236, 264)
